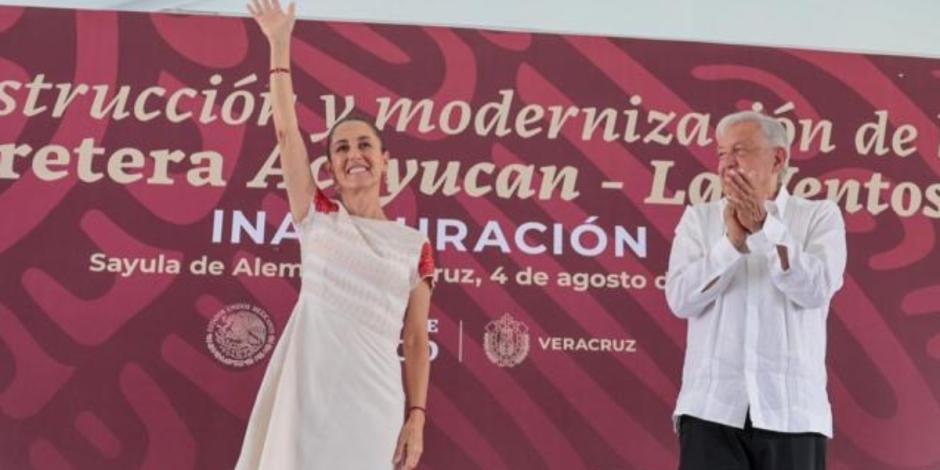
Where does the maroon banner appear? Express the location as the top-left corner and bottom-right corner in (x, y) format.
(2, 6), (940, 470)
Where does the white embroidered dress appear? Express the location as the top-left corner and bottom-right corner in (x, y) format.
(235, 190), (435, 470)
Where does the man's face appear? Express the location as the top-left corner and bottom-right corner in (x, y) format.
(716, 121), (784, 200)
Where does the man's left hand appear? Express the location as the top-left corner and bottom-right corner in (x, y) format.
(724, 169), (767, 233)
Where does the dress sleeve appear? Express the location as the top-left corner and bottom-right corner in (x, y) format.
(295, 187), (340, 227)
(413, 240), (436, 290)
(313, 187), (339, 214)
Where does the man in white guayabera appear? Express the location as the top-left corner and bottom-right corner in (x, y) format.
(665, 111), (847, 470)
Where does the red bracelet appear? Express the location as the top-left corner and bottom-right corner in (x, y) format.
(408, 406), (426, 416)
(270, 67), (290, 75)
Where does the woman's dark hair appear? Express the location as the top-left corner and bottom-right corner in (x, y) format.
(325, 113), (385, 156)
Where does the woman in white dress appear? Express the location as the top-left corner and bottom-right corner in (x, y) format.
(235, 1), (435, 469)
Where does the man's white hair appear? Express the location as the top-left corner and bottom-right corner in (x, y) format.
(716, 110), (791, 186)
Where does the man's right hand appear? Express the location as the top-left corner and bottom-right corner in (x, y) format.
(724, 204), (748, 253)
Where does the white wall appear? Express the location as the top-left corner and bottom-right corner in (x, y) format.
(2, 0), (939, 58)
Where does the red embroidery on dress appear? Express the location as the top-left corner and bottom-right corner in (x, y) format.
(314, 187), (339, 213)
(418, 241), (436, 288)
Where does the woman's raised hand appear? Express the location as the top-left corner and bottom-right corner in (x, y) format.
(248, 0), (296, 44)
